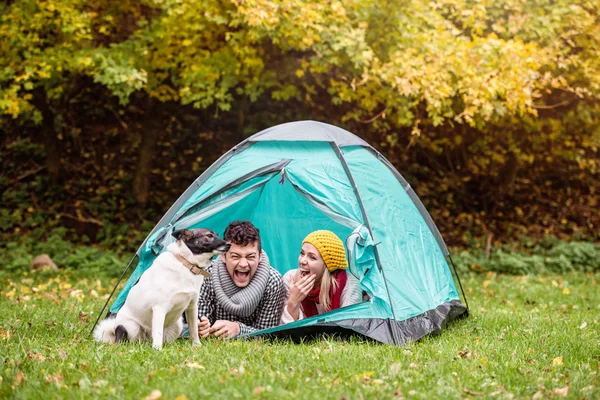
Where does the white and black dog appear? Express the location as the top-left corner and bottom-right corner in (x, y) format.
(94, 228), (229, 350)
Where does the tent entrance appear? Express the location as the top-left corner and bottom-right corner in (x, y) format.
(168, 167), (357, 277)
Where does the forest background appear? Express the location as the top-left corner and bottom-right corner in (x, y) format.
(1, 0), (599, 260)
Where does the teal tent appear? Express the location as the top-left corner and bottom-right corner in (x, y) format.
(94, 121), (468, 345)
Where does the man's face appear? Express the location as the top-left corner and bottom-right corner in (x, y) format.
(223, 242), (260, 287)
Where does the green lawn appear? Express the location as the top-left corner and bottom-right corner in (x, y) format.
(0, 269), (598, 399)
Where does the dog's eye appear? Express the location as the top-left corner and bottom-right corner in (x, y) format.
(207, 234), (214, 239)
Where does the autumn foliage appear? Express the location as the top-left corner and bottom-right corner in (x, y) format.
(1, 0), (598, 247)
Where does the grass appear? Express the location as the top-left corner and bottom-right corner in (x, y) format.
(0, 268), (598, 399)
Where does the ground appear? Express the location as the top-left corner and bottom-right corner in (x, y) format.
(0, 269), (598, 399)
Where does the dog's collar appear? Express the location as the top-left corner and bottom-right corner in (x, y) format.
(175, 254), (211, 278)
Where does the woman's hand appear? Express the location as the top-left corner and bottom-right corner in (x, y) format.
(287, 273), (316, 320)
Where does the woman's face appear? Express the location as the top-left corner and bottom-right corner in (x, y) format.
(298, 243), (326, 284)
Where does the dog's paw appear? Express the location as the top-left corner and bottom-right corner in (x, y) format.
(152, 343), (163, 351)
(192, 339), (202, 346)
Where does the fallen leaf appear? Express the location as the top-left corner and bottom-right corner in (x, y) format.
(45, 373), (65, 385)
(483, 280), (491, 288)
(389, 362), (402, 376)
(78, 311), (90, 322)
(579, 322), (587, 329)
(144, 371), (157, 384)
(185, 361), (205, 370)
(253, 386), (265, 395)
(175, 396), (189, 400)
(34, 352), (46, 362)
(532, 390), (544, 399)
(408, 390), (417, 395)
(463, 388), (486, 396)
(552, 356), (563, 366)
(562, 287), (570, 295)
(14, 370), (24, 387)
(78, 377), (91, 389)
(458, 350), (471, 358)
(58, 350), (67, 359)
(552, 386), (569, 397)
(145, 389), (162, 400)
(409, 362), (417, 368)
(393, 387), (403, 397)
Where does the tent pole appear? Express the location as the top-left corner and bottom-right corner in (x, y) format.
(330, 143), (399, 344)
(448, 254), (469, 314)
(89, 254), (138, 336)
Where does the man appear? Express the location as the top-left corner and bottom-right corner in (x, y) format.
(195, 220), (286, 338)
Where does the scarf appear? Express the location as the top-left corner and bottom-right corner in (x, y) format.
(301, 270), (348, 318)
(212, 250), (270, 317)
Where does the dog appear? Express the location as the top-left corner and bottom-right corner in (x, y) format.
(94, 228), (230, 350)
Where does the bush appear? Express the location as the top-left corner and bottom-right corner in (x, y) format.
(0, 228), (127, 276)
(452, 239), (600, 275)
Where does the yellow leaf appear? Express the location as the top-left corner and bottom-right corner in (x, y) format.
(552, 356), (563, 366)
(185, 361), (205, 370)
(483, 280), (491, 288)
(479, 357), (488, 365)
(175, 396), (189, 400)
(182, 39), (193, 47)
(562, 287), (570, 295)
(145, 390), (162, 400)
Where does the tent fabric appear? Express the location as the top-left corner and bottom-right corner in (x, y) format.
(102, 120), (468, 345)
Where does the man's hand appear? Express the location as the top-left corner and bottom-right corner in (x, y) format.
(197, 316), (211, 338)
(209, 320), (240, 339)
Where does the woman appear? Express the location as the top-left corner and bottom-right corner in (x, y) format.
(281, 230), (361, 323)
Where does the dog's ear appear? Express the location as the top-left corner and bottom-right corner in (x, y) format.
(172, 229), (189, 241)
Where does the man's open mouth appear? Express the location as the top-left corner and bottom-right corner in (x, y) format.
(234, 270), (250, 280)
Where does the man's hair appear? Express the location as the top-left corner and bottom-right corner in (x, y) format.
(223, 220), (261, 253)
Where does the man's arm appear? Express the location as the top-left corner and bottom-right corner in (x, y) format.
(237, 271), (286, 336)
(196, 276), (215, 338)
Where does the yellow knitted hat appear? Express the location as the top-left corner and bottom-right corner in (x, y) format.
(302, 230), (348, 272)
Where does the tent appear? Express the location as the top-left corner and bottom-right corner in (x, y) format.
(93, 120), (468, 345)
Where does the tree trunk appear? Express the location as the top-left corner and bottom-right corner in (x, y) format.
(32, 88), (63, 184)
(497, 151), (519, 196)
(133, 99), (160, 208)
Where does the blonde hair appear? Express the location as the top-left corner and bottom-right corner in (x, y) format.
(319, 268), (339, 311)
